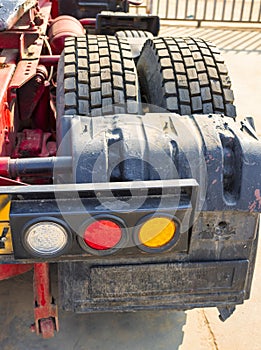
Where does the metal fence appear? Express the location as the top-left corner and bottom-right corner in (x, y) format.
(131, 0), (261, 25)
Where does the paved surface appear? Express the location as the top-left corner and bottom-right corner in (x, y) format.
(0, 26), (260, 350)
(0, 271), (186, 350)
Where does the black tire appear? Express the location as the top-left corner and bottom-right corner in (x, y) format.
(115, 31), (154, 61)
(57, 35), (140, 118)
(137, 37), (236, 117)
(116, 30), (153, 39)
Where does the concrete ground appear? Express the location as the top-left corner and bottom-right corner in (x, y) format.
(160, 24), (261, 350)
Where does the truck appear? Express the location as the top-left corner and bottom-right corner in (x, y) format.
(0, 0), (260, 339)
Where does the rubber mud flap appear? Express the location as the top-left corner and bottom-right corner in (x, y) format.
(59, 260), (248, 313)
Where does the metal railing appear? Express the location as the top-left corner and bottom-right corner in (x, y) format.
(131, 0), (261, 26)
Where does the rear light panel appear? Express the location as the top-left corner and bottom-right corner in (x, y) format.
(7, 179), (198, 260)
(78, 216), (128, 256)
(22, 218), (72, 258)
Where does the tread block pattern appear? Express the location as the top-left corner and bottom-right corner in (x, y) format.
(62, 35), (139, 117)
(137, 37), (236, 117)
(116, 30), (154, 38)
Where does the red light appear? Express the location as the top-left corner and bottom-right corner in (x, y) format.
(83, 220), (122, 250)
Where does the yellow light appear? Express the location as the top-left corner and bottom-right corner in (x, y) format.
(138, 217), (176, 248)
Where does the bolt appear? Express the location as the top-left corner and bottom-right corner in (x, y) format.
(0, 63), (8, 69)
(34, 14), (44, 26)
(27, 46), (35, 55)
(29, 21), (36, 29)
(4, 129), (9, 145)
(215, 222), (228, 236)
(35, 76), (44, 84)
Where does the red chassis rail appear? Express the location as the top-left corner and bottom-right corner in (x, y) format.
(0, 1), (59, 338)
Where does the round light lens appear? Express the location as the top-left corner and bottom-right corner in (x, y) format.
(84, 220), (122, 250)
(24, 222), (68, 256)
(138, 217), (176, 248)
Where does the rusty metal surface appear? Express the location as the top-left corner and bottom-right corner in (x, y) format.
(0, 0), (37, 31)
(7, 1), (52, 90)
(0, 50), (17, 157)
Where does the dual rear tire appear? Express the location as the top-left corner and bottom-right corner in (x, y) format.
(57, 34), (236, 118)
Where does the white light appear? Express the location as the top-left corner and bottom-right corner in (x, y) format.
(24, 222), (68, 256)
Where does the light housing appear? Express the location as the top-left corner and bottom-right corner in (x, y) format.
(78, 216), (127, 256)
(22, 219), (71, 258)
(135, 215), (180, 253)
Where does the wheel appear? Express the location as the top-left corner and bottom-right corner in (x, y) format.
(137, 37), (236, 117)
(116, 30), (153, 39)
(57, 35), (140, 118)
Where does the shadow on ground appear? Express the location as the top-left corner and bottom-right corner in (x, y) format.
(0, 270), (186, 350)
(160, 25), (261, 53)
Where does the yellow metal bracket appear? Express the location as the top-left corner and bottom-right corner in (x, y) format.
(0, 195), (13, 254)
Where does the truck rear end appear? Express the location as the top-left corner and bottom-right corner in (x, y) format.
(0, 0), (260, 338)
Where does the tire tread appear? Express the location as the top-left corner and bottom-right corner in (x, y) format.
(137, 37), (236, 117)
(61, 35), (139, 117)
